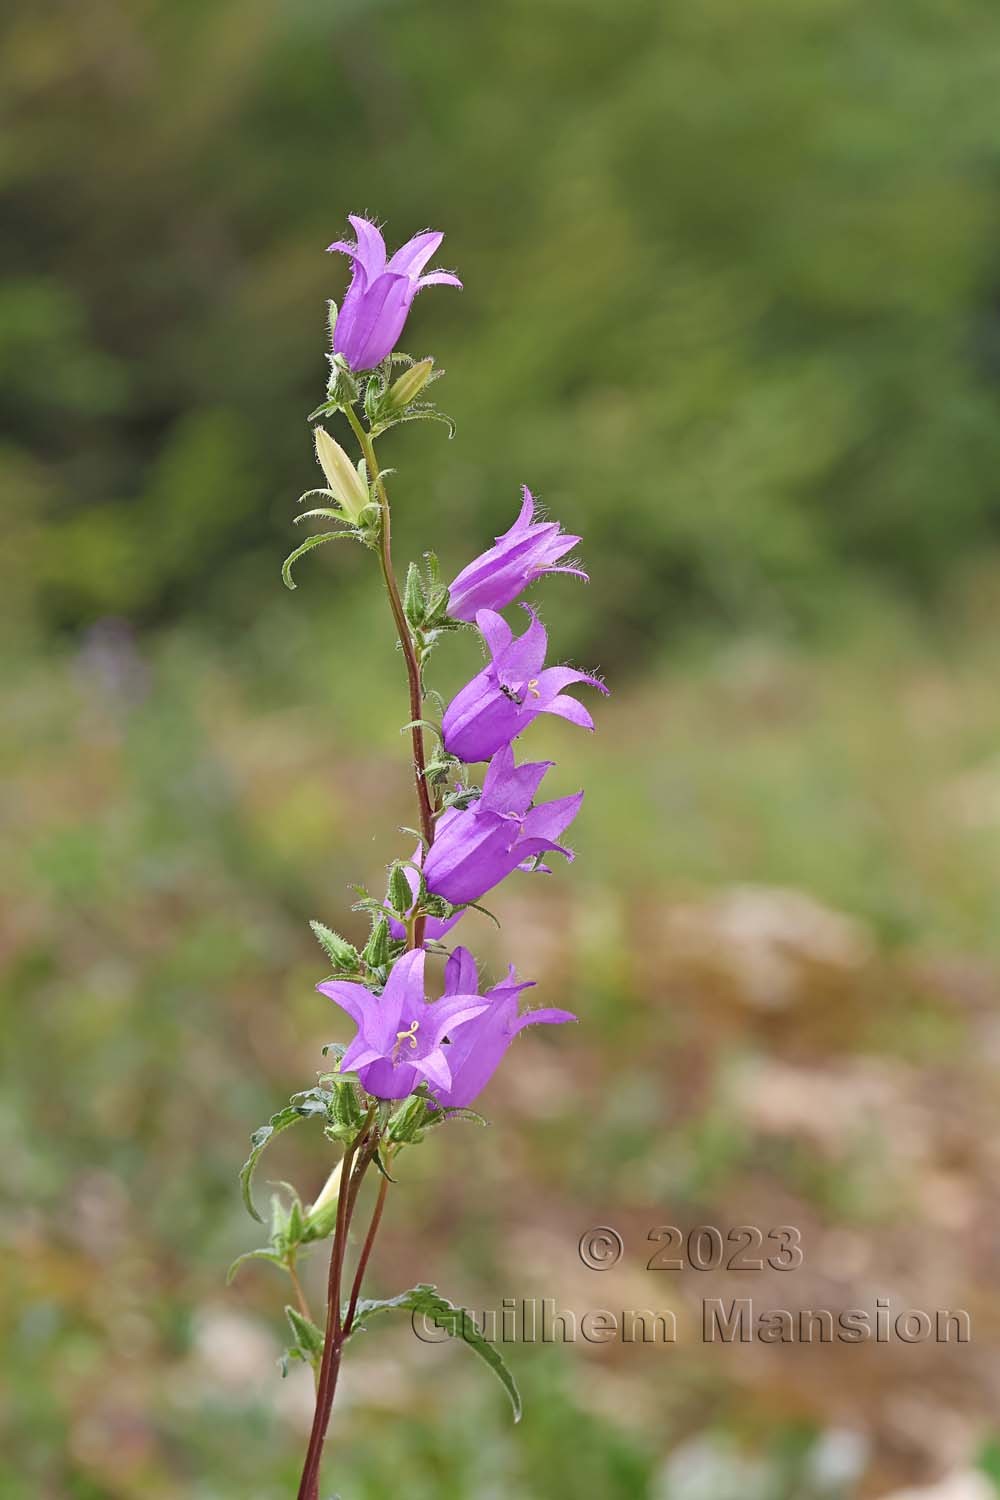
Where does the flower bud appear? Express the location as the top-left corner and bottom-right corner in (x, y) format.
(403, 563), (425, 629)
(388, 1093), (430, 1144)
(387, 358), (435, 412)
(362, 914), (391, 969)
(388, 863), (415, 915)
(310, 920), (360, 974)
(314, 426), (369, 524)
(307, 1158), (342, 1222)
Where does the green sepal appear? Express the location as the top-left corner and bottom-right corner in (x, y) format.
(371, 1148), (397, 1183)
(282, 529), (359, 590)
(424, 1106), (488, 1131)
(346, 1284), (522, 1422)
(239, 1096), (327, 1223)
(457, 898), (501, 930)
(225, 1246), (286, 1285)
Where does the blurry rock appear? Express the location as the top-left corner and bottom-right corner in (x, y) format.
(941, 757), (1000, 829)
(191, 1304), (278, 1389)
(733, 1056), (925, 1160)
(881, 1473), (995, 1500)
(664, 885), (875, 1009)
(656, 1434), (772, 1500)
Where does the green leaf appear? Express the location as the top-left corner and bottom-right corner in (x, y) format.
(281, 529), (357, 590)
(239, 1099), (326, 1222)
(347, 1284), (521, 1422)
(285, 1304), (326, 1366)
(225, 1247), (286, 1284)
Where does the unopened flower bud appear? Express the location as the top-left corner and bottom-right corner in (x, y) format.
(310, 920), (360, 973)
(403, 563), (425, 629)
(388, 1093), (430, 1144)
(362, 914), (391, 969)
(387, 358), (435, 412)
(307, 1158), (342, 1224)
(388, 863), (415, 915)
(314, 426), (369, 524)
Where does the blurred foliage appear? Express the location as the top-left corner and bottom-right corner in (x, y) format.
(4, 0), (1000, 661)
(6, 1), (1000, 1497)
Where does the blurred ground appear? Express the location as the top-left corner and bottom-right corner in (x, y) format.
(4, 582), (1000, 1498)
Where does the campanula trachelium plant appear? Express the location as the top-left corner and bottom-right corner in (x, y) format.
(232, 216), (606, 1500)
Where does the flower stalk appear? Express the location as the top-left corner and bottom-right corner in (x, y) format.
(235, 214), (606, 1499)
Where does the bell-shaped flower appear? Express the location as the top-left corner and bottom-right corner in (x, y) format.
(446, 487), (587, 623)
(317, 948), (487, 1101)
(386, 745), (583, 939)
(327, 215), (461, 374)
(442, 605), (608, 764)
(312, 426), (369, 524)
(433, 946), (576, 1109)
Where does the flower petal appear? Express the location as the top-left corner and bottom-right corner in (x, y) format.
(387, 229), (443, 277)
(475, 608), (514, 661)
(347, 215), (387, 277)
(417, 270), (463, 289)
(316, 979), (371, 1028)
(444, 945), (479, 996)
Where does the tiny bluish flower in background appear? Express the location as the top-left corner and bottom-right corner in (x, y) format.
(327, 215), (462, 373)
(317, 949), (487, 1100)
(445, 487), (588, 623)
(434, 946), (576, 1108)
(441, 605), (608, 764)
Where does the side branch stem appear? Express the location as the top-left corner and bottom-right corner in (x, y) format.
(295, 1111), (375, 1500)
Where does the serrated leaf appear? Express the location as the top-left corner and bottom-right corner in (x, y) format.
(347, 1284), (521, 1421)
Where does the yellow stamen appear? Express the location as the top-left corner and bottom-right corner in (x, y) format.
(393, 1019), (420, 1058)
(527, 678), (541, 699)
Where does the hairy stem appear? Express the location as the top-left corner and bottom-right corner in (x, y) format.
(344, 403), (435, 872)
(297, 399), (432, 1496)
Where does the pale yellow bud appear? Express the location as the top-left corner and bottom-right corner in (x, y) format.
(314, 426), (369, 524)
(387, 358), (435, 411)
(308, 1158), (343, 1218)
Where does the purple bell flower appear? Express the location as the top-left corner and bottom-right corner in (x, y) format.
(446, 487), (588, 623)
(442, 605), (608, 764)
(326, 215), (462, 374)
(317, 948), (487, 1101)
(433, 946), (576, 1109)
(385, 745), (583, 939)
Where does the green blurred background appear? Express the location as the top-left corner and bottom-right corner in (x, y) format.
(5, 1), (1000, 1496)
